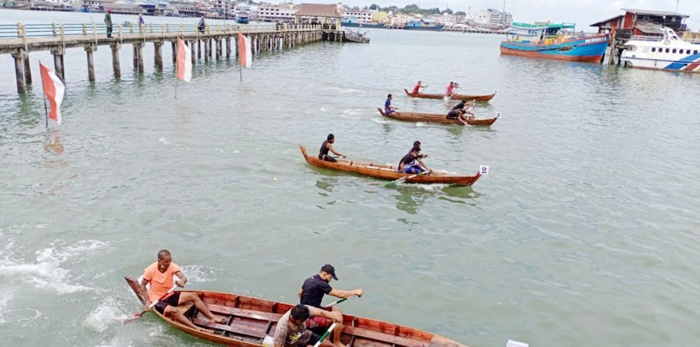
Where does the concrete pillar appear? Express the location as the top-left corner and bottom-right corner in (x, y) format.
(85, 44), (95, 82)
(197, 40), (202, 60)
(23, 52), (32, 85)
(137, 43), (144, 73)
(190, 41), (195, 65)
(154, 41), (163, 70)
(171, 41), (177, 64)
(226, 37), (231, 59)
(132, 44), (138, 69)
(204, 38), (209, 62)
(51, 46), (65, 81)
(11, 51), (26, 94)
(110, 42), (121, 78)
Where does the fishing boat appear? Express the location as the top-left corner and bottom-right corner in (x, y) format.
(620, 26), (700, 73)
(344, 30), (370, 44)
(299, 146), (481, 186)
(341, 17), (385, 28)
(236, 13), (250, 24)
(404, 19), (444, 31)
(500, 22), (609, 63)
(124, 276), (470, 347)
(403, 89), (497, 102)
(377, 108), (499, 126)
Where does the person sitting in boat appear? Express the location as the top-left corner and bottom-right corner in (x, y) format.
(384, 94), (398, 115)
(197, 16), (206, 33)
(139, 250), (226, 333)
(410, 141), (428, 160)
(273, 304), (342, 347)
(446, 109), (469, 125)
(411, 81), (428, 94)
(318, 134), (346, 163)
(398, 146), (430, 174)
(299, 264), (362, 347)
(445, 82), (456, 97)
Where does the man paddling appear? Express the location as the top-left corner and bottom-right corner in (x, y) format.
(398, 146), (430, 174)
(139, 250), (225, 332)
(411, 81), (427, 94)
(319, 134), (346, 163)
(273, 304), (341, 347)
(384, 94), (398, 115)
(299, 264), (362, 347)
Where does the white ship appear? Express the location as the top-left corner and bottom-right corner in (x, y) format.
(620, 26), (700, 73)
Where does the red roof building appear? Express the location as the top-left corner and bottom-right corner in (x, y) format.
(590, 8), (689, 38)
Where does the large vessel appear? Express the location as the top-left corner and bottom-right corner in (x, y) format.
(620, 26), (700, 73)
(500, 22), (609, 63)
(405, 19), (444, 31)
(341, 17), (385, 28)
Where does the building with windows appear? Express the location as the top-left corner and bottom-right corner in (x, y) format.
(472, 8), (512, 27)
(256, 2), (298, 22)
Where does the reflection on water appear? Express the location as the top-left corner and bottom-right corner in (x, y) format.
(391, 183), (480, 215)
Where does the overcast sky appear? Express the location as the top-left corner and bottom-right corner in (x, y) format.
(335, 0), (699, 30)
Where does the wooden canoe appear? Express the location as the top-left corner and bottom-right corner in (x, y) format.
(124, 276), (469, 347)
(299, 145), (480, 186)
(377, 108), (498, 126)
(403, 89), (497, 102)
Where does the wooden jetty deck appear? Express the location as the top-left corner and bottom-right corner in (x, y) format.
(0, 22), (327, 93)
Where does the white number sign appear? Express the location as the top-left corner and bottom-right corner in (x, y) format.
(479, 165), (490, 175)
(506, 340), (529, 347)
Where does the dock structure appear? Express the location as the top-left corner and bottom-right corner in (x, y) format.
(0, 22), (324, 94)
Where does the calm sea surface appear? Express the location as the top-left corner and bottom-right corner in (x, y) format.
(1, 10), (700, 347)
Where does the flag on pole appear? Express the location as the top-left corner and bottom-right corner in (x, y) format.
(40, 62), (65, 125)
(176, 38), (192, 82)
(238, 33), (252, 67)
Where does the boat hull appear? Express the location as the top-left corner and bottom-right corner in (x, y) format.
(124, 276), (470, 347)
(500, 34), (609, 63)
(403, 89), (496, 101)
(621, 49), (700, 73)
(342, 22), (385, 28)
(377, 108), (497, 126)
(299, 146), (480, 186)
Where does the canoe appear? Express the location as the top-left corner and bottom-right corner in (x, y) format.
(403, 89), (497, 102)
(299, 145), (481, 186)
(124, 276), (469, 347)
(377, 108), (498, 126)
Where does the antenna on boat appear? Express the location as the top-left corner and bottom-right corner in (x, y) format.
(676, 0), (680, 12)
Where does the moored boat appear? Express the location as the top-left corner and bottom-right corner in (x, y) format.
(620, 26), (700, 73)
(124, 276), (470, 347)
(299, 146), (481, 186)
(500, 22), (609, 63)
(377, 108), (499, 126)
(403, 89), (497, 102)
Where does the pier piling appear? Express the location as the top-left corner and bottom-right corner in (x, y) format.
(85, 44), (95, 82)
(23, 53), (32, 85)
(51, 46), (64, 81)
(110, 42), (121, 78)
(154, 41), (163, 70)
(11, 50), (26, 94)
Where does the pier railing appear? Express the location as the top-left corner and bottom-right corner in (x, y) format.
(0, 22), (320, 41)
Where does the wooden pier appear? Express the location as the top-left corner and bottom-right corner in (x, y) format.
(0, 22), (324, 94)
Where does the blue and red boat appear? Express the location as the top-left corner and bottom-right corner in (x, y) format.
(500, 22), (609, 63)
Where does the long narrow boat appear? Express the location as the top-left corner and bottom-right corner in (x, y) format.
(377, 108), (498, 126)
(125, 276), (469, 347)
(403, 89), (497, 102)
(299, 146), (480, 186)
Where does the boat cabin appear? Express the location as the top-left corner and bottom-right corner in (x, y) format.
(507, 22), (576, 43)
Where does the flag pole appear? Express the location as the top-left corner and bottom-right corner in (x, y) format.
(238, 30), (243, 82)
(39, 60), (49, 128)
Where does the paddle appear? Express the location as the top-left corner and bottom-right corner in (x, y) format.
(123, 278), (179, 323)
(382, 170), (429, 187)
(324, 294), (358, 308)
(313, 322), (338, 347)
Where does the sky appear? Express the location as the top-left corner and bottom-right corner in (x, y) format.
(334, 0), (700, 30)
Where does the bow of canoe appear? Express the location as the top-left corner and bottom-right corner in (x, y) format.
(403, 88), (496, 102)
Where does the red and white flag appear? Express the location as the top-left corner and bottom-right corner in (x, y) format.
(176, 38), (192, 82)
(238, 33), (252, 67)
(40, 62), (65, 125)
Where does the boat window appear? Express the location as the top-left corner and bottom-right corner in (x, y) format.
(672, 49), (677, 53)
(651, 47), (656, 52)
(695, 50), (699, 55)
(666, 48), (670, 53)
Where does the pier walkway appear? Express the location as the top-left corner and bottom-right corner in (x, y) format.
(0, 22), (325, 93)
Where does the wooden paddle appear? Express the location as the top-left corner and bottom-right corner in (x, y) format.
(324, 294), (358, 308)
(313, 322), (338, 347)
(382, 170), (429, 187)
(123, 279), (179, 323)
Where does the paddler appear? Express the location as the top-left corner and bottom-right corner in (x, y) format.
(398, 145), (430, 174)
(139, 249), (225, 332)
(273, 304), (342, 347)
(318, 134), (346, 163)
(411, 80), (428, 94)
(299, 264), (363, 347)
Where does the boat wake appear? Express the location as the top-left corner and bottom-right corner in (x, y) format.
(83, 298), (131, 333)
